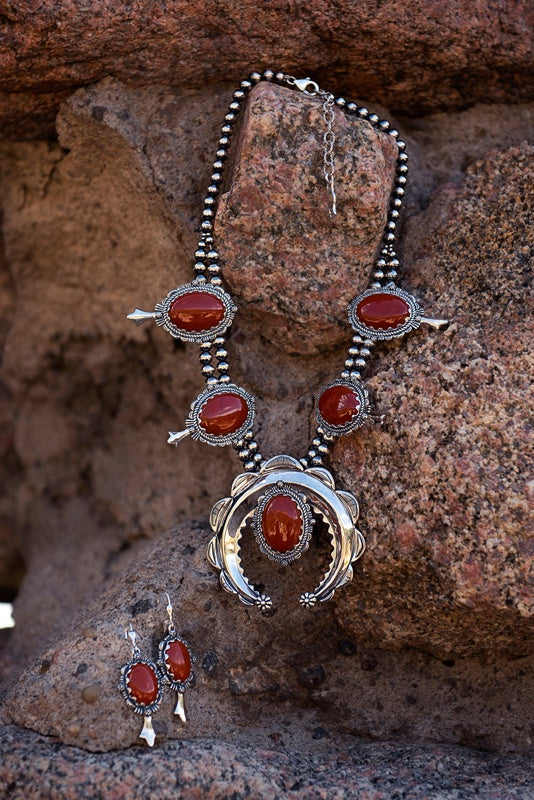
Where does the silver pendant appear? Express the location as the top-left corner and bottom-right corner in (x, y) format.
(208, 455), (365, 610)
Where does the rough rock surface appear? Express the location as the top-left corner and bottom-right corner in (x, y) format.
(1, 1), (533, 138)
(216, 82), (397, 354)
(0, 724), (533, 800)
(0, 78), (533, 766)
(2, 528), (533, 754)
(333, 142), (534, 655)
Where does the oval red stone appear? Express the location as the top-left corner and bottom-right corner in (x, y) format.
(318, 384), (360, 427)
(169, 291), (225, 332)
(199, 392), (249, 436)
(262, 494), (303, 553)
(356, 292), (410, 330)
(165, 639), (192, 683)
(127, 663), (159, 706)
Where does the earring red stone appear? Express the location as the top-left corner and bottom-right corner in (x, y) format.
(118, 624), (163, 747)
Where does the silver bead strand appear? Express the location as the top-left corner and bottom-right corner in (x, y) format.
(305, 92), (408, 459)
(212, 336), (231, 385)
(194, 71), (284, 471)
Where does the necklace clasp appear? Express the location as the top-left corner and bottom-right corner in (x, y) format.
(294, 77), (320, 95)
(284, 75), (320, 95)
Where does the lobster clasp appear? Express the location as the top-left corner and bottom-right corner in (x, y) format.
(293, 77), (320, 95)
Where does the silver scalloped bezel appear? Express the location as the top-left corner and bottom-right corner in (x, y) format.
(348, 283), (423, 341)
(186, 384), (255, 447)
(154, 282), (237, 343)
(157, 634), (196, 693)
(252, 480), (314, 565)
(316, 379), (371, 437)
(118, 659), (163, 716)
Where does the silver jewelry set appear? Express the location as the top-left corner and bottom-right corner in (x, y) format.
(121, 69), (448, 742)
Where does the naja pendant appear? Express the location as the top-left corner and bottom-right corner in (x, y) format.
(207, 455), (365, 610)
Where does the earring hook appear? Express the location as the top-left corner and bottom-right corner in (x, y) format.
(165, 592), (176, 635)
(124, 623), (141, 658)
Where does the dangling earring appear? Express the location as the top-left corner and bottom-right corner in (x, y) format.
(118, 623), (163, 747)
(157, 593), (195, 722)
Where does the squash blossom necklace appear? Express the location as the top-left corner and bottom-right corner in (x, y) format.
(128, 70), (448, 611)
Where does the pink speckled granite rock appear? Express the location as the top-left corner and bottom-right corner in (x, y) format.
(1, 1), (533, 138)
(332, 143), (534, 655)
(0, 724), (532, 800)
(216, 82), (397, 354)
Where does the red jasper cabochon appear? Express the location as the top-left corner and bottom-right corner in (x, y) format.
(318, 384), (361, 427)
(165, 640), (192, 683)
(199, 392), (249, 436)
(262, 494), (303, 553)
(356, 292), (410, 331)
(127, 663), (159, 706)
(169, 291), (225, 332)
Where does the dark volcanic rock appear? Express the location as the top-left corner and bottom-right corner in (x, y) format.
(2, 527), (533, 754)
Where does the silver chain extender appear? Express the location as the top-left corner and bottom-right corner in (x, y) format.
(281, 75), (337, 215)
(320, 91), (337, 216)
